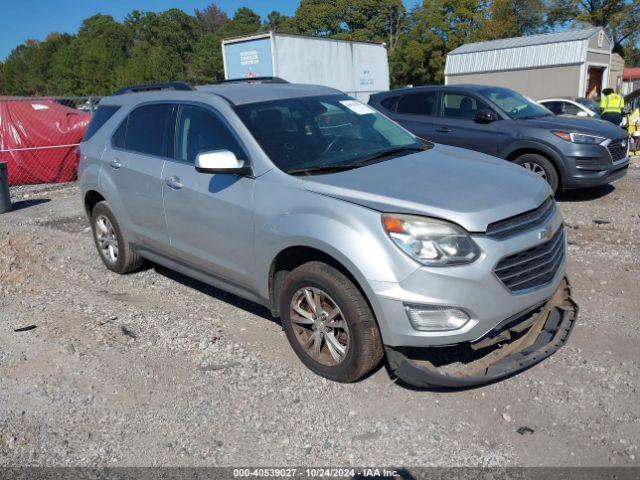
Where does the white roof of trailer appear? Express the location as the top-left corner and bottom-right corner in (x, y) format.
(445, 27), (608, 76)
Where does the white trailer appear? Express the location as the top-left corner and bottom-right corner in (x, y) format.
(221, 32), (390, 102)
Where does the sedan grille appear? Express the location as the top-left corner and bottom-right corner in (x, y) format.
(607, 138), (628, 162)
(494, 226), (565, 294)
(486, 197), (556, 239)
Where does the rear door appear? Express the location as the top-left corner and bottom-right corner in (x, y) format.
(161, 103), (255, 287)
(107, 103), (174, 251)
(386, 90), (441, 141)
(432, 91), (503, 156)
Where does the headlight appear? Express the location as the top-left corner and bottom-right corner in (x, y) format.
(552, 131), (606, 144)
(382, 214), (480, 266)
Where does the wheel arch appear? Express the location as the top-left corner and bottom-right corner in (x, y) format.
(268, 245), (375, 321)
(504, 142), (566, 186)
(84, 190), (106, 216)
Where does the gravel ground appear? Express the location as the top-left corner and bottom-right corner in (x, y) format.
(1, 160), (639, 467)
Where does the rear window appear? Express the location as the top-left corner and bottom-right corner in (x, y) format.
(123, 104), (174, 157)
(83, 106), (120, 142)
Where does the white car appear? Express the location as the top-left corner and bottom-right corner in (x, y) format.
(539, 97), (601, 118)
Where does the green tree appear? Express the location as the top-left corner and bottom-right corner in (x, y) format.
(479, 0), (548, 39)
(390, 0), (484, 87)
(264, 11), (291, 32)
(548, 0), (640, 54)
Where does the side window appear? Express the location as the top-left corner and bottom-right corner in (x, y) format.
(544, 102), (563, 115)
(84, 105), (120, 142)
(396, 92), (438, 116)
(562, 102), (582, 115)
(112, 118), (127, 149)
(176, 105), (244, 164)
(442, 93), (489, 119)
(125, 104), (174, 157)
(380, 96), (399, 112)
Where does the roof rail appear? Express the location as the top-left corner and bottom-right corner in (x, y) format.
(113, 81), (195, 95)
(217, 77), (290, 85)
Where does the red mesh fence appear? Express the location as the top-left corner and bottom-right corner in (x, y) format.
(0, 97), (98, 187)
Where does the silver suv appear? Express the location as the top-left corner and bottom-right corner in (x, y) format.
(79, 81), (578, 387)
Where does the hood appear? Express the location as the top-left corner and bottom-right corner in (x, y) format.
(301, 144), (551, 233)
(517, 115), (626, 138)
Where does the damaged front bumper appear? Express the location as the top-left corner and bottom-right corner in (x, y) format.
(386, 277), (578, 388)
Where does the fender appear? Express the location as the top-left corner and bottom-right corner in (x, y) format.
(501, 140), (567, 181)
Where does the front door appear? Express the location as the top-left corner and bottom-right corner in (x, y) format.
(162, 103), (255, 287)
(433, 92), (503, 156)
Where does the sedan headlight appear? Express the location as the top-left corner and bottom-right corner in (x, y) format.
(382, 214), (480, 266)
(552, 131), (606, 144)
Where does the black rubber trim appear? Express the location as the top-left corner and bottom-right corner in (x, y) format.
(385, 277), (578, 388)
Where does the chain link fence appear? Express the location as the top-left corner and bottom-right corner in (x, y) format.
(0, 96), (101, 195)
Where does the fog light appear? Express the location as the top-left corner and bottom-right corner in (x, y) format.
(404, 303), (470, 331)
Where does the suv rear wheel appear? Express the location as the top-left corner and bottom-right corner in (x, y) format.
(90, 201), (143, 274)
(514, 153), (559, 193)
(279, 261), (383, 382)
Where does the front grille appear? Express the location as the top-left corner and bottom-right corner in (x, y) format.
(607, 138), (628, 162)
(494, 226), (565, 294)
(486, 197), (556, 239)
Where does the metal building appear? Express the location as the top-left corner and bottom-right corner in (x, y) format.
(445, 27), (617, 99)
(221, 32), (390, 102)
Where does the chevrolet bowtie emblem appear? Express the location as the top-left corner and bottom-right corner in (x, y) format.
(539, 226), (553, 240)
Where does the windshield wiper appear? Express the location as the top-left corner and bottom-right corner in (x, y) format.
(287, 146), (424, 175)
(350, 146), (424, 166)
(287, 163), (364, 175)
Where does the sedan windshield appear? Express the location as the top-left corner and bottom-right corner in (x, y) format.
(234, 95), (423, 174)
(479, 87), (553, 120)
(576, 98), (601, 113)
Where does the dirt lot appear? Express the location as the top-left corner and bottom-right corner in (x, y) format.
(1, 159), (639, 467)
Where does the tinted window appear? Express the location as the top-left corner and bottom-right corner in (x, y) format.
(543, 101), (563, 115)
(112, 118), (127, 149)
(380, 96), (399, 111)
(442, 93), (489, 119)
(83, 106), (120, 141)
(396, 92), (438, 115)
(125, 104), (174, 157)
(176, 105), (244, 164)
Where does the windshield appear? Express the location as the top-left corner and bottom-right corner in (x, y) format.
(234, 95), (422, 174)
(479, 87), (553, 120)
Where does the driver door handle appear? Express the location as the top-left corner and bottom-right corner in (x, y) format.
(110, 158), (122, 170)
(436, 127), (452, 133)
(165, 176), (183, 190)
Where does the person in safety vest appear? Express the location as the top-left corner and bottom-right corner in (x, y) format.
(600, 88), (624, 125)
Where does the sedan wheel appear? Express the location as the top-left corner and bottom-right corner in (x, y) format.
(289, 287), (350, 366)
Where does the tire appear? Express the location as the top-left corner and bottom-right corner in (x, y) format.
(278, 261), (383, 383)
(90, 201), (143, 274)
(513, 153), (560, 193)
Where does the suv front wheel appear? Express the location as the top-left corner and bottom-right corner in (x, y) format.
(279, 261), (383, 383)
(514, 153), (559, 193)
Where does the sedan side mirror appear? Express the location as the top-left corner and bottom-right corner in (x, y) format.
(576, 110), (589, 117)
(474, 109), (499, 123)
(195, 150), (251, 176)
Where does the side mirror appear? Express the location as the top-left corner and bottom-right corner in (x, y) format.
(576, 110), (589, 117)
(474, 109), (499, 123)
(195, 150), (251, 175)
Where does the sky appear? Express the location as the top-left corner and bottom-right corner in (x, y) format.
(0, 0), (419, 61)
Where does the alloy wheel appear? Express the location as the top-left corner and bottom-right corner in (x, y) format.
(521, 162), (547, 179)
(289, 287), (350, 366)
(95, 215), (119, 264)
